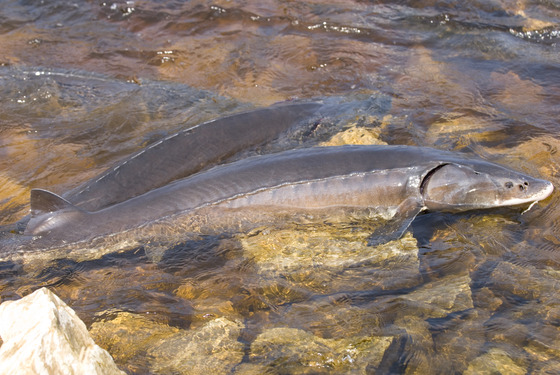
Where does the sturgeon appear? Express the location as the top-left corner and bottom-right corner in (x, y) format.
(9, 101), (321, 234)
(16, 145), (553, 256)
(65, 101), (322, 210)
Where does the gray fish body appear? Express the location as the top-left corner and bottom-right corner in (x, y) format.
(8, 101), (321, 235)
(24, 145), (554, 249)
(64, 101), (322, 210)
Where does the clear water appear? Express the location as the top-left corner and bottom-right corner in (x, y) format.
(1, 0), (560, 373)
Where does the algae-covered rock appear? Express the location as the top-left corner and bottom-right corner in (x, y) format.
(425, 114), (505, 148)
(245, 327), (392, 374)
(89, 312), (182, 365)
(174, 269), (260, 323)
(242, 229), (421, 294)
(148, 317), (244, 374)
(427, 214), (518, 267)
(90, 312), (244, 374)
(531, 360), (560, 374)
(350, 274), (475, 373)
(0, 288), (124, 375)
(320, 125), (387, 146)
(400, 273), (473, 319)
(490, 261), (560, 308)
(281, 299), (383, 339)
(279, 273), (472, 346)
(384, 311), (489, 374)
(464, 348), (526, 375)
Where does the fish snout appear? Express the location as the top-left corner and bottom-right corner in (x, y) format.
(531, 179), (554, 201)
(496, 175), (554, 206)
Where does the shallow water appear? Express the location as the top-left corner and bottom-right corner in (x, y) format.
(1, 0), (560, 373)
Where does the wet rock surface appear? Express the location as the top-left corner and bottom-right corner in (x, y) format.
(241, 230), (421, 294)
(90, 312), (244, 374)
(240, 327), (393, 374)
(0, 288), (124, 375)
(148, 317), (244, 374)
(464, 348), (526, 375)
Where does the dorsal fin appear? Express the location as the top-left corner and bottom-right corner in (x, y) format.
(30, 189), (81, 217)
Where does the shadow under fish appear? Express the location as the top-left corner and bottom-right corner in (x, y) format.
(1, 145), (553, 270)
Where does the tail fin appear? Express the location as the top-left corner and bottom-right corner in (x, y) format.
(26, 189), (86, 236)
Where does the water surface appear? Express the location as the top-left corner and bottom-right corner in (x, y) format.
(1, 0), (560, 373)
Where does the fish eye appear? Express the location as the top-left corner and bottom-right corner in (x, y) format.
(505, 181), (513, 189)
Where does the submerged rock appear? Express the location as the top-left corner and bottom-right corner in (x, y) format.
(90, 312), (244, 374)
(390, 316), (435, 375)
(375, 275), (476, 373)
(464, 348), (526, 375)
(281, 299), (384, 339)
(241, 229), (421, 294)
(430, 309), (489, 374)
(148, 317), (244, 374)
(89, 311), (182, 367)
(425, 113), (504, 149)
(402, 273), (473, 319)
(476, 261), (560, 371)
(490, 261), (560, 315)
(320, 124), (387, 146)
(241, 327), (392, 374)
(0, 288), (124, 375)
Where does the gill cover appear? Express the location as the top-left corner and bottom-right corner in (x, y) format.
(25, 189), (87, 236)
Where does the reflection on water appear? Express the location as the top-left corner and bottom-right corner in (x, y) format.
(1, 0), (560, 373)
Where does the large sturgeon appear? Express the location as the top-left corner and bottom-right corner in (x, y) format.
(15, 145), (552, 258)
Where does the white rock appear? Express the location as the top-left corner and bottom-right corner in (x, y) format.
(0, 288), (124, 375)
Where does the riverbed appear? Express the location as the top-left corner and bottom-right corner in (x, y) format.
(1, 0), (560, 373)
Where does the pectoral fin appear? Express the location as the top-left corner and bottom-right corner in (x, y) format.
(368, 197), (424, 246)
